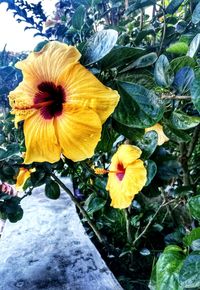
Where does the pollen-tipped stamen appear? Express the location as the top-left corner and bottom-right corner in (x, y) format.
(94, 168), (124, 175)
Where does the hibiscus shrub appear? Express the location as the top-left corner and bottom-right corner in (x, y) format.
(1, 0), (200, 289)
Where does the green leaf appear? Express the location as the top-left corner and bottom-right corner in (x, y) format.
(166, 42), (188, 55)
(166, 0), (184, 14)
(145, 160), (157, 186)
(155, 245), (185, 290)
(170, 111), (200, 130)
(81, 29), (118, 65)
(120, 52), (157, 72)
(113, 81), (164, 128)
(187, 34), (200, 58)
(96, 121), (119, 152)
(86, 196), (106, 214)
(154, 55), (174, 87)
(179, 251), (200, 288)
(183, 228), (200, 247)
(100, 46), (145, 69)
(118, 71), (156, 90)
(188, 195), (200, 220)
(33, 40), (49, 53)
(126, 0), (156, 15)
(72, 5), (85, 30)
(192, 2), (200, 25)
(163, 121), (191, 142)
(135, 131), (158, 159)
(112, 119), (144, 141)
(190, 77), (200, 113)
(170, 56), (196, 74)
(45, 180), (60, 200)
(0, 143), (19, 161)
(7, 206), (23, 223)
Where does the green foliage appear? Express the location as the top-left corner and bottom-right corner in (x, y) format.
(1, 0), (200, 289)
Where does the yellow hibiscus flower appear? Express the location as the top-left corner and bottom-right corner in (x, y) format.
(16, 167), (35, 190)
(9, 41), (119, 164)
(95, 144), (147, 209)
(145, 123), (169, 146)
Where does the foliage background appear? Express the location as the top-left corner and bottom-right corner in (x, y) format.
(0, 0), (200, 289)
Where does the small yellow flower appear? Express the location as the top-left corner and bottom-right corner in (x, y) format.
(145, 123), (169, 146)
(9, 41), (119, 164)
(106, 145), (147, 209)
(16, 167), (35, 190)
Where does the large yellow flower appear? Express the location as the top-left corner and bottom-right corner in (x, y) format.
(106, 145), (147, 209)
(145, 123), (169, 146)
(9, 41), (119, 164)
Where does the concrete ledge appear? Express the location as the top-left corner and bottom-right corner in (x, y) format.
(0, 179), (122, 290)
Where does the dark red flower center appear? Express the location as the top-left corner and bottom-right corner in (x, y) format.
(116, 163), (125, 181)
(34, 81), (66, 119)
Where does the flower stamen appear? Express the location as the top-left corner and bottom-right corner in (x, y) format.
(94, 168), (124, 175)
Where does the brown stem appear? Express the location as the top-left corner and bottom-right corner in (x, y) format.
(180, 143), (191, 186)
(187, 124), (200, 158)
(139, 9), (144, 31)
(51, 173), (105, 244)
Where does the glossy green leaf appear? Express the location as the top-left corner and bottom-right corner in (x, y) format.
(183, 228), (200, 247)
(118, 72), (156, 90)
(120, 52), (157, 72)
(0, 143), (19, 161)
(87, 196), (107, 214)
(155, 245), (185, 290)
(170, 56), (196, 73)
(33, 40), (49, 53)
(188, 195), (200, 220)
(100, 46), (145, 69)
(112, 119), (144, 141)
(135, 131), (158, 159)
(81, 29), (118, 65)
(190, 77), (200, 113)
(192, 2), (200, 24)
(72, 5), (85, 30)
(166, 42), (188, 55)
(187, 34), (200, 58)
(179, 251), (200, 288)
(7, 206), (23, 223)
(96, 122), (119, 152)
(157, 160), (182, 180)
(170, 111), (200, 130)
(163, 122), (191, 142)
(145, 160), (157, 186)
(45, 180), (60, 200)
(166, 0), (184, 14)
(154, 55), (174, 87)
(113, 81), (164, 128)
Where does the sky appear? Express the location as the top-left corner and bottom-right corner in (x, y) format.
(0, 0), (57, 52)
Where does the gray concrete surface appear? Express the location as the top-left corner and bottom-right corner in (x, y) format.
(0, 179), (122, 290)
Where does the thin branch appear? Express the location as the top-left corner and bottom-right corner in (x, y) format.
(180, 143), (191, 186)
(51, 173), (105, 244)
(161, 94), (191, 100)
(187, 124), (200, 158)
(132, 199), (175, 246)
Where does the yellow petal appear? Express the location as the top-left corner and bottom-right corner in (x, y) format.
(107, 160), (147, 209)
(9, 82), (37, 126)
(58, 63), (120, 123)
(145, 123), (169, 146)
(16, 168), (31, 190)
(54, 104), (102, 162)
(117, 144), (142, 168)
(23, 112), (61, 164)
(16, 41), (81, 84)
